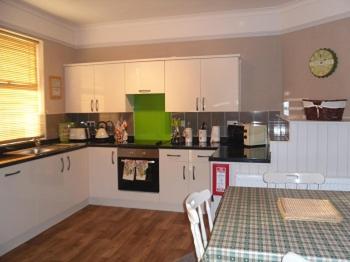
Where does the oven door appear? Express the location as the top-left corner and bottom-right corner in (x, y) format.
(118, 157), (159, 193)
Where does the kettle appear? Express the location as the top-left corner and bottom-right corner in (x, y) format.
(95, 121), (109, 139)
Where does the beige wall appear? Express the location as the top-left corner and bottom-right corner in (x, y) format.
(282, 17), (350, 117)
(43, 39), (76, 114)
(75, 36), (283, 112)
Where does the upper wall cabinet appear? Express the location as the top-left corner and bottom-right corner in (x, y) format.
(65, 63), (131, 113)
(201, 57), (240, 112)
(165, 56), (240, 112)
(165, 59), (201, 112)
(125, 61), (164, 94)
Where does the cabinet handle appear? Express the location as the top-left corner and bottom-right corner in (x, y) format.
(111, 151), (115, 165)
(202, 97), (205, 111)
(60, 157), (64, 173)
(167, 154), (181, 157)
(183, 165), (186, 180)
(197, 155), (209, 158)
(90, 99), (94, 112)
(138, 89), (151, 93)
(96, 99), (99, 112)
(196, 97), (199, 111)
(67, 156), (71, 171)
(192, 166), (195, 180)
(4, 170), (21, 177)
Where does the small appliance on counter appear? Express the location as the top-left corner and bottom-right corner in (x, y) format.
(210, 126), (220, 144)
(243, 123), (267, 147)
(94, 121), (111, 142)
(69, 127), (89, 141)
(227, 124), (244, 147)
(59, 122), (74, 143)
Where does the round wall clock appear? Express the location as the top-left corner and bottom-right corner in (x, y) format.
(309, 48), (337, 78)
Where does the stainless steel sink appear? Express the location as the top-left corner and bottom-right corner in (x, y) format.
(5, 143), (82, 156)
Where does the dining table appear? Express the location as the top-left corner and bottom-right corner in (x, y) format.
(203, 186), (350, 262)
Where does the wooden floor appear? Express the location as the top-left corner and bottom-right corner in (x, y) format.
(0, 205), (194, 262)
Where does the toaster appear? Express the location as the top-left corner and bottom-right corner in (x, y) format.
(69, 128), (89, 140)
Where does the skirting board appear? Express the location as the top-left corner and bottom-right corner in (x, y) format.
(89, 197), (185, 213)
(0, 199), (89, 256)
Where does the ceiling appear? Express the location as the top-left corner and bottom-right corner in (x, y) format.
(18, 0), (297, 26)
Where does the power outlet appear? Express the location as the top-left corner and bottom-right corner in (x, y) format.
(227, 120), (239, 125)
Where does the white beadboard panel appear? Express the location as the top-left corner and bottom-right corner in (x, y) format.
(271, 121), (350, 179)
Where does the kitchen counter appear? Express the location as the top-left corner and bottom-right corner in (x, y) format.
(0, 139), (270, 168)
(209, 145), (270, 163)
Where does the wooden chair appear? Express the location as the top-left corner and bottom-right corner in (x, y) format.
(263, 172), (325, 189)
(282, 252), (308, 262)
(185, 189), (213, 261)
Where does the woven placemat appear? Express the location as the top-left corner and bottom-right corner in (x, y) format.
(277, 197), (343, 223)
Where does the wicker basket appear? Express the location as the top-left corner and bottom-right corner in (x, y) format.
(302, 99), (347, 121)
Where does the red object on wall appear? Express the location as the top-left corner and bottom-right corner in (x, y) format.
(212, 163), (230, 196)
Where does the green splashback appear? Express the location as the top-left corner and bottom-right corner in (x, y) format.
(133, 94), (171, 141)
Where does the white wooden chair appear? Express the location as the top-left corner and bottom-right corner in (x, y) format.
(263, 172), (325, 189)
(282, 252), (308, 262)
(185, 189), (213, 261)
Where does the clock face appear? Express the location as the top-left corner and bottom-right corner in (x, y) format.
(309, 48), (337, 78)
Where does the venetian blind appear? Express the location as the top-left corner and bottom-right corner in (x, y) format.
(0, 29), (43, 143)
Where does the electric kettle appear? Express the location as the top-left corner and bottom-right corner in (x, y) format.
(95, 121), (109, 139)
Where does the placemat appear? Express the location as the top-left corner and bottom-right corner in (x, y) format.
(277, 197), (343, 223)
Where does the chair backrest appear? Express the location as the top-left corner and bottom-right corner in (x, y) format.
(282, 252), (308, 262)
(185, 189), (213, 261)
(263, 172), (325, 189)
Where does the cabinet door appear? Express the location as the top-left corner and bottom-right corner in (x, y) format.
(125, 61), (164, 94)
(35, 155), (65, 224)
(0, 162), (37, 245)
(89, 147), (118, 198)
(94, 63), (130, 112)
(188, 150), (214, 193)
(65, 65), (94, 113)
(65, 149), (89, 207)
(201, 57), (240, 112)
(159, 150), (189, 205)
(165, 59), (201, 112)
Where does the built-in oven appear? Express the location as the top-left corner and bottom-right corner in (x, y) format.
(117, 148), (159, 193)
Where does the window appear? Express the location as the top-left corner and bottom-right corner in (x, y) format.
(0, 29), (44, 143)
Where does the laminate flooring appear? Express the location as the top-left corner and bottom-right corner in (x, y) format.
(0, 205), (195, 262)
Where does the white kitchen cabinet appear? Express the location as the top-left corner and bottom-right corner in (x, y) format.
(165, 56), (240, 112)
(65, 65), (94, 113)
(201, 57), (240, 111)
(125, 61), (164, 94)
(159, 150), (189, 205)
(89, 147), (118, 198)
(159, 149), (215, 209)
(0, 162), (37, 246)
(165, 59), (201, 112)
(65, 149), (89, 207)
(35, 155), (65, 224)
(189, 150), (214, 193)
(65, 63), (130, 113)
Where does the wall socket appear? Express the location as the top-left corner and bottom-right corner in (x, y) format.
(227, 120), (239, 125)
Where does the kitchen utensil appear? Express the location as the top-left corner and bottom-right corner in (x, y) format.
(183, 127), (193, 144)
(106, 121), (115, 137)
(95, 121), (109, 139)
(198, 129), (207, 143)
(210, 126), (220, 143)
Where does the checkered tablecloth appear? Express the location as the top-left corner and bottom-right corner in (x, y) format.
(203, 187), (350, 262)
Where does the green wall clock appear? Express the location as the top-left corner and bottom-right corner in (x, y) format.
(309, 48), (338, 78)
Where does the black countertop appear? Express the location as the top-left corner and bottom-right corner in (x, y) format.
(209, 145), (270, 163)
(0, 140), (270, 168)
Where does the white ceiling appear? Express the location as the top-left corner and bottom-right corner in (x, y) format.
(18, 0), (296, 25)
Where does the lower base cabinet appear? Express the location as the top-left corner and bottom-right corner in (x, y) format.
(159, 149), (215, 210)
(0, 149), (89, 254)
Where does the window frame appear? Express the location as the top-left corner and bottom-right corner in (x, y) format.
(0, 28), (46, 145)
